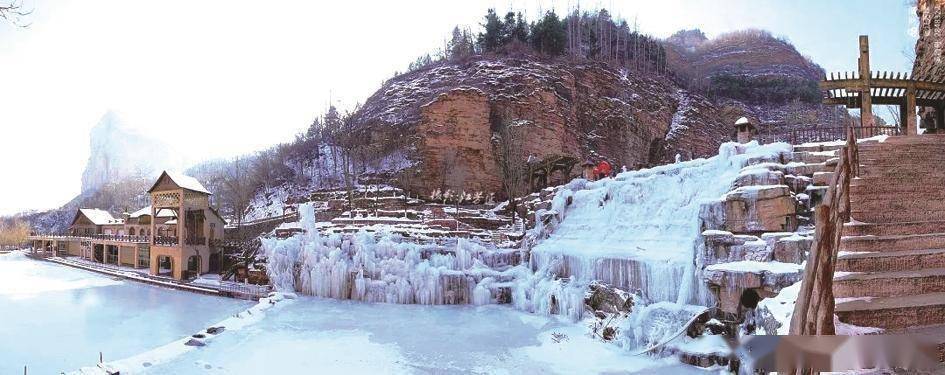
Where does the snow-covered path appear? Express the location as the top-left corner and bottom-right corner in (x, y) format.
(140, 297), (706, 374)
(0, 251), (252, 374)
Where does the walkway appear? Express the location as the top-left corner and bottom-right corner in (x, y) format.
(43, 255), (271, 300)
(832, 135), (945, 359)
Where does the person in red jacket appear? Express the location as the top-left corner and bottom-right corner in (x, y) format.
(596, 160), (612, 180)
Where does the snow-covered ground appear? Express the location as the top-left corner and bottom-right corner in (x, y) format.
(0, 251), (252, 374)
(139, 297), (707, 374)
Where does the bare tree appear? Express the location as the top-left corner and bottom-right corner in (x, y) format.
(397, 168), (414, 218)
(885, 105), (902, 128)
(222, 157), (253, 237)
(442, 148), (469, 230)
(0, 0), (31, 27)
(494, 112), (527, 225)
(0, 218), (30, 249)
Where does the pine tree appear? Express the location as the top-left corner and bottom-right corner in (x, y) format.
(512, 12), (529, 43)
(530, 10), (566, 57)
(477, 9), (503, 53)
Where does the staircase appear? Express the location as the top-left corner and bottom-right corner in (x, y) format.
(833, 135), (945, 335)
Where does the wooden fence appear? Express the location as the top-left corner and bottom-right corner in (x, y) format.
(758, 125), (900, 145)
(790, 126), (858, 335)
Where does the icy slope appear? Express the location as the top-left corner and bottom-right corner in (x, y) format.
(531, 141), (792, 305)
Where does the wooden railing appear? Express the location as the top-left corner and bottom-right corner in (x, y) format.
(790, 125), (858, 335)
(185, 236), (207, 246)
(758, 125), (900, 145)
(28, 234), (149, 243)
(90, 234), (150, 243)
(154, 236), (179, 246)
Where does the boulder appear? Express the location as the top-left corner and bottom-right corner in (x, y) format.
(700, 185), (797, 234)
(701, 230), (771, 265)
(761, 233), (811, 264)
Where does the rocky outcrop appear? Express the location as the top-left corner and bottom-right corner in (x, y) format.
(914, 0), (945, 81)
(665, 29), (849, 130)
(81, 111), (184, 193)
(665, 28), (823, 88)
(350, 58), (732, 198)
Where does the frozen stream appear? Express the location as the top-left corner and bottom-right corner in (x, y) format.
(141, 297), (706, 374)
(0, 251), (253, 374)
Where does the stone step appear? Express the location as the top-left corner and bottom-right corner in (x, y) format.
(850, 192), (945, 202)
(836, 248), (945, 273)
(850, 182), (945, 195)
(839, 233), (945, 253)
(844, 221), (945, 236)
(851, 199), (945, 214)
(851, 210), (945, 224)
(791, 151), (837, 164)
(834, 268), (945, 298)
(835, 292), (945, 330)
(856, 168), (945, 179)
(858, 152), (945, 159)
(856, 163), (945, 174)
(859, 135), (945, 144)
(859, 143), (945, 152)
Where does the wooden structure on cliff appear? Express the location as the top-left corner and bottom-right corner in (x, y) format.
(821, 35), (945, 134)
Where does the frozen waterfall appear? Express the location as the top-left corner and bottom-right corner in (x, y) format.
(263, 141), (792, 322)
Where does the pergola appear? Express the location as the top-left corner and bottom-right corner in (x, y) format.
(820, 35), (945, 135)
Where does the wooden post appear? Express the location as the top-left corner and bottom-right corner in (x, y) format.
(858, 35), (873, 128)
(900, 102), (909, 133)
(937, 104), (945, 132)
(906, 85), (918, 135)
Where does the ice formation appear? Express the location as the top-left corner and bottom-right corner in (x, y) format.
(264, 141), (792, 323)
(530, 141), (792, 307)
(264, 203), (529, 306)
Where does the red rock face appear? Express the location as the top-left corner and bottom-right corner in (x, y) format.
(914, 0), (945, 81)
(415, 88), (503, 194)
(350, 58), (732, 198)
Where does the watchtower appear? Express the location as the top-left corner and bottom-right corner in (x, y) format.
(147, 171), (224, 280)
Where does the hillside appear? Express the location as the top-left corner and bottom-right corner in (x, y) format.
(666, 29), (824, 100)
(348, 57), (733, 198)
(665, 29), (846, 130)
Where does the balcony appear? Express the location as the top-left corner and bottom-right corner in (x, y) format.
(154, 236), (179, 246)
(185, 237), (207, 246)
(90, 234), (150, 243)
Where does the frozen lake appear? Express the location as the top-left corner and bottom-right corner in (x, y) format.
(0, 251), (253, 374)
(142, 297), (704, 374)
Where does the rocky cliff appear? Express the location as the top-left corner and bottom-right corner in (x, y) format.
(23, 113), (170, 233)
(349, 58), (734, 198)
(914, 0), (945, 81)
(81, 111), (184, 193)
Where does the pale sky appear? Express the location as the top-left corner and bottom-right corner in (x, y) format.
(0, 0), (917, 215)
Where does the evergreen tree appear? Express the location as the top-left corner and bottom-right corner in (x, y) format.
(447, 26), (475, 60)
(501, 12), (517, 45)
(530, 11), (566, 57)
(512, 12), (529, 43)
(477, 9), (503, 53)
